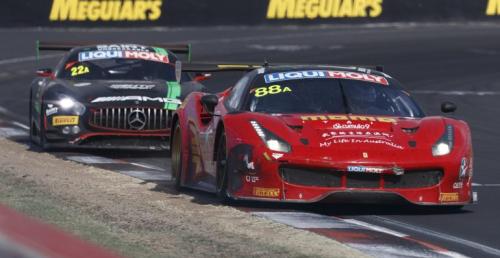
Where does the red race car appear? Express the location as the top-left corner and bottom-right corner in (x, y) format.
(171, 64), (475, 208)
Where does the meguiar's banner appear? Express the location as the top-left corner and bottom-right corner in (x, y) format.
(0, 0), (499, 27)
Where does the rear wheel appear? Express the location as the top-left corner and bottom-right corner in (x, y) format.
(170, 123), (183, 191)
(215, 131), (232, 203)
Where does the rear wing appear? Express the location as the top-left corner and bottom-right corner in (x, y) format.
(36, 40), (192, 61)
(182, 62), (384, 73)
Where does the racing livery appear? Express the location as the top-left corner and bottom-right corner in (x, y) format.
(171, 64), (475, 207)
(30, 42), (206, 150)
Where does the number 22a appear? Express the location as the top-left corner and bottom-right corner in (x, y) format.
(254, 85), (292, 97)
(70, 66), (90, 77)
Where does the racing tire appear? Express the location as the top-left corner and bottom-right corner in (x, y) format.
(37, 100), (49, 150)
(170, 123), (183, 191)
(215, 131), (232, 204)
(28, 91), (36, 145)
(444, 205), (464, 211)
(29, 93), (48, 150)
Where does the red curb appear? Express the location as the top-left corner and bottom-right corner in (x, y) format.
(0, 204), (123, 258)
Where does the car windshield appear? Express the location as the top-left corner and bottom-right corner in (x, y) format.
(58, 52), (176, 81)
(246, 70), (425, 118)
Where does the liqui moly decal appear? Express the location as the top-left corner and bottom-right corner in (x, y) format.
(79, 51), (169, 63)
(264, 70), (389, 85)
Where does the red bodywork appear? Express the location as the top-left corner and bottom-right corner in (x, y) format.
(173, 90), (473, 206)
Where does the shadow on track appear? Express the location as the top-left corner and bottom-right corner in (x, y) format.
(150, 181), (471, 216)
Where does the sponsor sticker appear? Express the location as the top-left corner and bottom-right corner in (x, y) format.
(253, 187), (280, 198)
(333, 122), (370, 130)
(74, 82), (92, 87)
(78, 51), (169, 63)
(453, 182), (463, 189)
(439, 192), (460, 202)
(91, 96), (181, 104)
(347, 166), (384, 173)
(301, 115), (396, 123)
(97, 44), (149, 51)
(52, 116), (79, 126)
(321, 131), (393, 139)
(46, 107), (58, 116)
(264, 70), (389, 85)
(245, 176), (260, 183)
(320, 138), (404, 150)
(109, 84), (156, 90)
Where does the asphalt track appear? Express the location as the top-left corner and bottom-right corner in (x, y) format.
(0, 23), (500, 257)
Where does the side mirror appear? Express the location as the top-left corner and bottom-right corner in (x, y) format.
(194, 73), (212, 82)
(36, 68), (53, 78)
(200, 94), (219, 114)
(441, 101), (457, 113)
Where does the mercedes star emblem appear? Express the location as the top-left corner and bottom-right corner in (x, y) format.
(128, 109), (147, 130)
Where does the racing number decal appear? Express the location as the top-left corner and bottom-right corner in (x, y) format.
(70, 65), (90, 77)
(253, 85), (292, 98)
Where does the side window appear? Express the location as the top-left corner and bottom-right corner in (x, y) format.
(226, 73), (252, 110)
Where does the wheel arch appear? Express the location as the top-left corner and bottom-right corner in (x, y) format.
(169, 113), (180, 153)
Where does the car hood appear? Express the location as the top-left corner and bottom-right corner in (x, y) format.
(251, 113), (447, 164)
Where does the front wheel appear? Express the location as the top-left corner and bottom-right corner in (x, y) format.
(29, 96), (47, 150)
(170, 123), (183, 191)
(215, 131), (232, 203)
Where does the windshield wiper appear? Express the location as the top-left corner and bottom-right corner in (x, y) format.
(338, 80), (351, 114)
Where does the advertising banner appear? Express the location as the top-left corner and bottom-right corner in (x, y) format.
(0, 0), (499, 27)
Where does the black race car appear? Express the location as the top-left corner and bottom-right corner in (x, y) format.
(29, 42), (207, 150)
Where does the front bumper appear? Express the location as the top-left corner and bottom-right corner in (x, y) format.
(227, 145), (473, 206)
(43, 106), (172, 150)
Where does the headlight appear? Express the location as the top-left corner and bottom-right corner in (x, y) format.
(432, 125), (454, 156)
(59, 98), (75, 109)
(57, 96), (85, 115)
(250, 121), (291, 153)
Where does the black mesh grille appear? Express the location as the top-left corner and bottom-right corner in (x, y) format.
(384, 170), (443, 188)
(280, 166), (443, 189)
(281, 167), (342, 187)
(346, 173), (380, 188)
(89, 107), (171, 131)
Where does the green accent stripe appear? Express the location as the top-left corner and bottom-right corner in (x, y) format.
(36, 40), (40, 61)
(188, 44), (192, 63)
(153, 47), (168, 56)
(165, 81), (181, 110)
